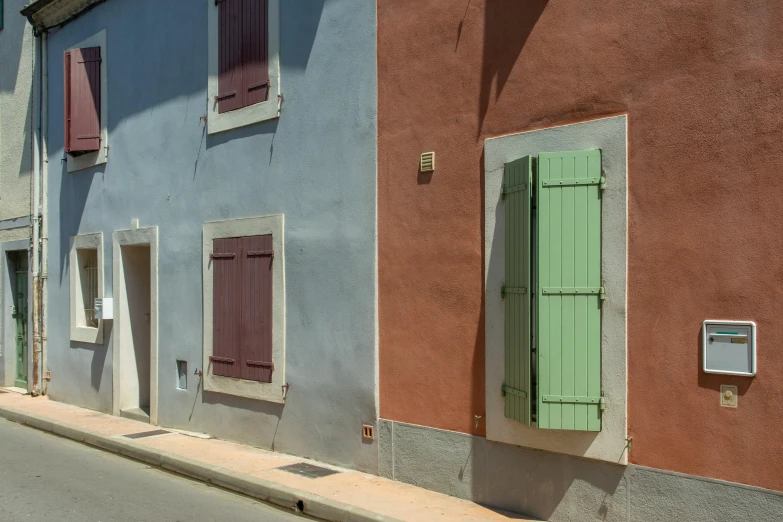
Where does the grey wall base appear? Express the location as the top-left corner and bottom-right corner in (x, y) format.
(378, 419), (783, 522)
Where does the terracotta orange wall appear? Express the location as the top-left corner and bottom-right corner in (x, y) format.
(378, 0), (783, 490)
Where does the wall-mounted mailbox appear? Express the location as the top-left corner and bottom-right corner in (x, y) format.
(95, 298), (113, 321)
(702, 320), (756, 377)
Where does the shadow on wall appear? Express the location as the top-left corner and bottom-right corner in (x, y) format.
(58, 164), (102, 286)
(202, 389), (284, 450)
(479, 0), (548, 136)
(55, 0), (328, 277)
(70, 323), (111, 392)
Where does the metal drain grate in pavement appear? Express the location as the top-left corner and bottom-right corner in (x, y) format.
(277, 462), (340, 479)
(123, 429), (170, 439)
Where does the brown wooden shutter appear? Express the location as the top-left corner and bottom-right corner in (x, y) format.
(242, 0), (269, 106)
(240, 235), (274, 383)
(65, 47), (101, 156)
(217, 0), (269, 113)
(217, 0), (243, 113)
(212, 238), (241, 378)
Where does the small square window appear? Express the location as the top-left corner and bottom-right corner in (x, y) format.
(176, 360), (188, 390)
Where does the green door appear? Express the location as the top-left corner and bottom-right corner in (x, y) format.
(14, 252), (28, 389)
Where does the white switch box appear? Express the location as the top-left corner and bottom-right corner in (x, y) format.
(703, 320), (756, 377)
(95, 298), (113, 321)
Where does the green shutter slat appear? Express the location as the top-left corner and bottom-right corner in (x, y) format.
(537, 150), (602, 432)
(503, 156), (533, 426)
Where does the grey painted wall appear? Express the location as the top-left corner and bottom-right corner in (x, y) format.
(44, 0), (378, 472)
(0, 0), (34, 221)
(379, 419), (783, 522)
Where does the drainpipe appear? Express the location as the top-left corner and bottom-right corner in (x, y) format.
(30, 25), (41, 396)
(40, 31), (49, 395)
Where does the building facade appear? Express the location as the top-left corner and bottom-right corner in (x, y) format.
(25, 0), (378, 473)
(377, 1), (783, 521)
(0, 0), (34, 393)
(9, 0), (783, 520)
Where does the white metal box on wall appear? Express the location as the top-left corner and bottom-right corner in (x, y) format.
(95, 298), (113, 321)
(702, 320), (756, 376)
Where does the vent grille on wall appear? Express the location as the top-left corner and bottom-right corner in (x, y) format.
(420, 152), (435, 172)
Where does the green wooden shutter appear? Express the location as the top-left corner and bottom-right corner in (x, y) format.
(536, 150), (603, 432)
(502, 156), (533, 425)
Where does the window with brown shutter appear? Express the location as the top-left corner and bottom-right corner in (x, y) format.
(64, 47), (102, 156)
(217, 0), (269, 114)
(212, 235), (274, 383)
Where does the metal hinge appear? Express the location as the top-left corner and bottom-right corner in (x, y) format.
(542, 395), (606, 410)
(247, 361), (274, 370)
(247, 250), (274, 258)
(210, 252), (235, 260)
(541, 287), (603, 296)
(501, 183), (526, 199)
(502, 384), (528, 399)
(501, 285), (526, 298)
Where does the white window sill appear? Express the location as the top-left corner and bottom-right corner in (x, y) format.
(71, 324), (103, 344)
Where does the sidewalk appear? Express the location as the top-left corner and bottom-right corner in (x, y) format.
(0, 390), (535, 522)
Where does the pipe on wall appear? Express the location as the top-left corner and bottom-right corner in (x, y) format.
(30, 24), (41, 396)
(41, 31), (49, 395)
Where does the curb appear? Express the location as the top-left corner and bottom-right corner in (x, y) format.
(0, 406), (402, 522)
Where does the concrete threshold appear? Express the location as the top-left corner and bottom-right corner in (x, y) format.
(0, 391), (530, 522)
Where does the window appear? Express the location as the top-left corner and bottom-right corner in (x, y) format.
(64, 30), (108, 173)
(207, 0), (280, 134)
(502, 151), (604, 432)
(70, 232), (104, 344)
(202, 215), (285, 402)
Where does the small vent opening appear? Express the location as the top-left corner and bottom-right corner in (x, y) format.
(420, 151), (435, 172)
(362, 424), (374, 440)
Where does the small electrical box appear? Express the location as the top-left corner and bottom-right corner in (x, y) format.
(702, 320), (756, 377)
(95, 298), (113, 321)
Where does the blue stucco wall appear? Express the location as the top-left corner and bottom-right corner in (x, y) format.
(45, 0), (378, 472)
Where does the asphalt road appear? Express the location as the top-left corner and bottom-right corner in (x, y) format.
(0, 417), (306, 521)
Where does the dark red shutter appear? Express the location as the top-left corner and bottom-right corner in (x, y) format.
(64, 51), (71, 154)
(217, 0), (268, 113)
(212, 238), (241, 378)
(65, 47), (101, 156)
(240, 235), (274, 383)
(217, 0), (243, 113)
(242, 0), (269, 106)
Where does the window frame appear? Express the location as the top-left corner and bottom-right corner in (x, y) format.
(65, 30), (108, 173)
(207, 0), (281, 135)
(483, 115), (628, 464)
(69, 232), (104, 344)
(202, 214), (286, 403)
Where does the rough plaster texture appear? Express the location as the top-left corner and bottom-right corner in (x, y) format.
(483, 116), (627, 464)
(377, 0), (783, 490)
(44, 0), (378, 472)
(379, 419), (783, 522)
(0, 0), (34, 221)
(0, 236), (32, 389)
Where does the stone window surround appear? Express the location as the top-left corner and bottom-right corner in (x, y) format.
(69, 232), (104, 344)
(202, 214), (286, 403)
(483, 114), (628, 464)
(206, 0), (281, 135)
